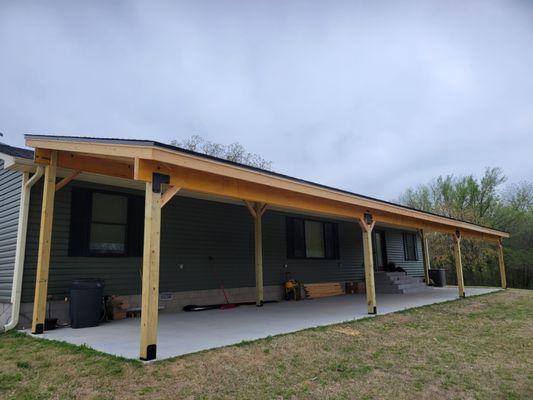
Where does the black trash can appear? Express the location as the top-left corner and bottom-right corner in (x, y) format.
(428, 269), (446, 287)
(69, 279), (104, 329)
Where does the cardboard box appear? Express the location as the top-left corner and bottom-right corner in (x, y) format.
(355, 282), (366, 294)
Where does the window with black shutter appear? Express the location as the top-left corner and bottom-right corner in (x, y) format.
(286, 217), (339, 259)
(69, 188), (144, 257)
(403, 233), (418, 261)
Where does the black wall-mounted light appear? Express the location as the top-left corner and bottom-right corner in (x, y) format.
(364, 213), (373, 225)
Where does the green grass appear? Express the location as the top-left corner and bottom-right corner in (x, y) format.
(1, 289), (532, 399)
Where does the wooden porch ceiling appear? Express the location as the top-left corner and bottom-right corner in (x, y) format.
(27, 136), (509, 242)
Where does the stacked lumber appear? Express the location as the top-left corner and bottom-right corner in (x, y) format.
(303, 282), (345, 299)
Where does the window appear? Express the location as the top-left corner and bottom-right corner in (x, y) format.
(403, 233), (418, 261)
(305, 220), (325, 258)
(89, 193), (128, 255)
(69, 188), (144, 257)
(373, 230), (387, 269)
(286, 217), (339, 259)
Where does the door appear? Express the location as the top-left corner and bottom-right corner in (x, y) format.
(373, 230), (388, 271)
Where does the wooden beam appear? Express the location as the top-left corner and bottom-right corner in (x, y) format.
(452, 230), (465, 298)
(34, 148), (53, 165)
(55, 170), (81, 191)
(497, 240), (507, 289)
(420, 230), (431, 286)
(139, 178), (164, 361)
(160, 185), (181, 208)
(35, 149), (134, 180)
(358, 215), (377, 314)
(253, 202), (265, 306)
(135, 159), (511, 240)
(28, 139), (508, 240)
(135, 159), (364, 221)
(31, 151), (58, 334)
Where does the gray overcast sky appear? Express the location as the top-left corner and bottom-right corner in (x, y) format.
(1, 0), (532, 200)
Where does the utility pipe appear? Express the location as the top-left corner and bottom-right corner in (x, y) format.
(2, 166), (44, 332)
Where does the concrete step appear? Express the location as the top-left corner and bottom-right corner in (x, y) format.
(396, 282), (427, 290)
(375, 276), (421, 284)
(375, 272), (406, 278)
(374, 271), (427, 294)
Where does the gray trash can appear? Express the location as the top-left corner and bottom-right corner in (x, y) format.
(69, 279), (104, 328)
(428, 269), (446, 287)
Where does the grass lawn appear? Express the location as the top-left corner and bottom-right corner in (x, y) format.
(1, 289), (532, 400)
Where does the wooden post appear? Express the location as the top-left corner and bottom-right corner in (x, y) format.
(358, 213), (377, 314)
(452, 230), (465, 298)
(420, 230), (431, 286)
(497, 240), (507, 289)
(244, 201), (267, 306)
(31, 151), (58, 334)
(254, 203), (264, 306)
(139, 173), (168, 361)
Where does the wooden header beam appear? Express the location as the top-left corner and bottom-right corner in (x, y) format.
(133, 158), (505, 242)
(135, 158), (365, 221)
(35, 148), (134, 180)
(27, 138), (507, 240)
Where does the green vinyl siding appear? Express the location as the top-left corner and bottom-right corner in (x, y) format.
(21, 180), (424, 301)
(384, 229), (424, 276)
(0, 161), (22, 302)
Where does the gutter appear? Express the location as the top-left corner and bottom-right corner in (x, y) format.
(2, 166), (44, 332)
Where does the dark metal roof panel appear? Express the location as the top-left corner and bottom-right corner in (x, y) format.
(0, 143), (34, 159)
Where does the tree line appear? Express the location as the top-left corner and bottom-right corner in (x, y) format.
(398, 168), (532, 289)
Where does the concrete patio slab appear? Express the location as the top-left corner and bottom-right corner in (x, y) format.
(26, 286), (499, 360)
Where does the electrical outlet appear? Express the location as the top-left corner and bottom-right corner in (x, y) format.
(160, 293), (173, 301)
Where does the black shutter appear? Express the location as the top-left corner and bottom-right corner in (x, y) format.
(324, 222), (339, 259)
(69, 188), (92, 256)
(286, 217), (306, 258)
(286, 217), (295, 258)
(403, 233), (417, 261)
(127, 195), (144, 257)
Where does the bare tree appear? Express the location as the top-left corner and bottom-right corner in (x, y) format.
(171, 135), (273, 170)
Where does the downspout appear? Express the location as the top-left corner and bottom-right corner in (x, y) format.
(2, 166), (44, 332)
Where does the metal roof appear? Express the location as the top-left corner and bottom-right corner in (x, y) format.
(0, 142), (34, 159)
